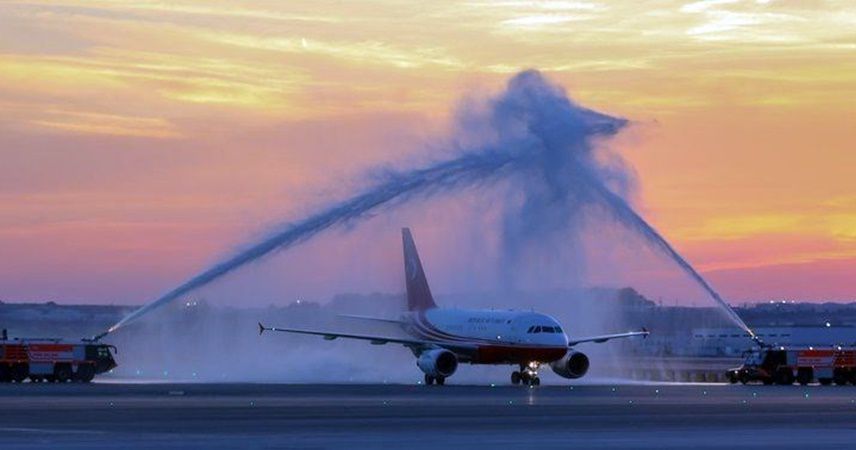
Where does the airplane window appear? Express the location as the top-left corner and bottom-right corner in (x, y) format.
(527, 326), (534, 333)
(545, 327), (555, 333)
(554, 327), (563, 333)
(534, 326), (541, 333)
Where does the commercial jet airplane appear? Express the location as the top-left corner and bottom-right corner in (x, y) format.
(259, 228), (649, 386)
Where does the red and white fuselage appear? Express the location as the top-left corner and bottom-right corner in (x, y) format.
(405, 308), (569, 364)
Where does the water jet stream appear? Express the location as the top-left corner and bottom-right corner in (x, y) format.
(101, 70), (753, 340)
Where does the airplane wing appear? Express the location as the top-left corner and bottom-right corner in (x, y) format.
(337, 314), (406, 325)
(567, 328), (649, 347)
(258, 322), (447, 350)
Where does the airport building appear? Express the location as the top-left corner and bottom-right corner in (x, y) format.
(690, 326), (856, 356)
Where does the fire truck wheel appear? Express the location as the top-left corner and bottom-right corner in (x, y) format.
(75, 364), (95, 383)
(833, 369), (849, 386)
(28, 375), (42, 383)
(739, 373), (749, 385)
(11, 363), (28, 383)
(54, 364), (73, 383)
(0, 364), (11, 382)
(797, 368), (813, 385)
(774, 368), (794, 385)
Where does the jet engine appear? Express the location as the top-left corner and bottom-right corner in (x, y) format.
(417, 349), (458, 378)
(550, 351), (590, 379)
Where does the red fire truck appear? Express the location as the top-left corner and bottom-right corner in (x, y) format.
(0, 330), (117, 383)
(727, 346), (856, 386)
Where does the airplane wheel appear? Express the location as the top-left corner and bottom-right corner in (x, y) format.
(436, 376), (445, 386)
(532, 377), (540, 386)
(424, 374), (434, 385)
(511, 371), (521, 385)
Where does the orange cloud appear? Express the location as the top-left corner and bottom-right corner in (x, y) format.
(1, 0), (854, 302)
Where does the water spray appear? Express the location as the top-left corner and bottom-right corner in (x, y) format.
(97, 70), (753, 341)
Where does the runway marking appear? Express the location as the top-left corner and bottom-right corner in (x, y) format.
(0, 427), (106, 435)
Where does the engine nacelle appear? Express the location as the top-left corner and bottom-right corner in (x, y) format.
(550, 351), (590, 379)
(417, 349), (458, 378)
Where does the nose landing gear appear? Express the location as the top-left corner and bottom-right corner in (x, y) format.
(511, 363), (540, 386)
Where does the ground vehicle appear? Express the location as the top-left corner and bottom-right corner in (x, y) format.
(727, 346), (856, 385)
(0, 330), (117, 383)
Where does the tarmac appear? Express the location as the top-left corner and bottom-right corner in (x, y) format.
(1, 382), (855, 449)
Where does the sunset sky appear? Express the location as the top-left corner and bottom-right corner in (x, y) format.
(1, 0), (854, 305)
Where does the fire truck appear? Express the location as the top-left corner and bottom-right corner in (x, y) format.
(0, 330), (117, 383)
(727, 346), (856, 386)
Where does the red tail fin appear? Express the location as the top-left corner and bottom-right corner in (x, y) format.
(402, 228), (437, 311)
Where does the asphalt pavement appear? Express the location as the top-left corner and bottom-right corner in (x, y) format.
(1, 383), (855, 449)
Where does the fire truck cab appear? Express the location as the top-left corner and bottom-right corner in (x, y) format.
(0, 330), (117, 383)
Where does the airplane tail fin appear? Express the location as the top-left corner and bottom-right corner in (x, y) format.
(402, 228), (437, 311)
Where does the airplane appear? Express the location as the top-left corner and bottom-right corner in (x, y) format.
(259, 228), (649, 386)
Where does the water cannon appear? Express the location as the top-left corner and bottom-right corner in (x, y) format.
(750, 331), (770, 349)
(85, 330), (110, 343)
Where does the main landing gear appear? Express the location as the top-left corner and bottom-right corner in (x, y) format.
(511, 363), (540, 386)
(424, 374), (446, 386)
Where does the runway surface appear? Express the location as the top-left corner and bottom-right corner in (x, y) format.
(1, 383), (855, 449)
